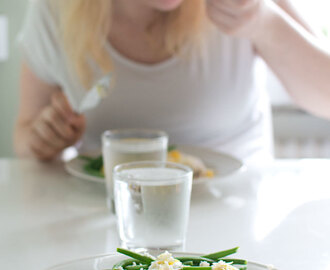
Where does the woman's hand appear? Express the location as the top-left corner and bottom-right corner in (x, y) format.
(29, 91), (86, 161)
(206, 0), (267, 40)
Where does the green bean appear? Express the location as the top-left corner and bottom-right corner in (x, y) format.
(88, 155), (103, 170)
(221, 259), (247, 265)
(239, 267), (247, 270)
(117, 248), (154, 264)
(168, 145), (177, 152)
(183, 261), (194, 266)
(83, 164), (104, 177)
(175, 257), (215, 264)
(112, 259), (140, 270)
(202, 247), (239, 260)
(126, 265), (149, 270)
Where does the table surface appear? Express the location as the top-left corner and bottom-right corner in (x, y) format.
(1, 158), (330, 270)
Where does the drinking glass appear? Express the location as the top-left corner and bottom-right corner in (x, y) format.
(113, 161), (193, 251)
(102, 129), (168, 212)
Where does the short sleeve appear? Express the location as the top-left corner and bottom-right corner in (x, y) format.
(17, 0), (61, 85)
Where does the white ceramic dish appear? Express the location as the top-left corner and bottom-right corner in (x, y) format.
(64, 145), (244, 185)
(46, 252), (277, 270)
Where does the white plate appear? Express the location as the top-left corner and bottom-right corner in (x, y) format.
(65, 154), (104, 184)
(46, 252), (277, 270)
(64, 145), (244, 185)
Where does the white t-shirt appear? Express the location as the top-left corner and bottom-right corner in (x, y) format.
(19, 0), (274, 164)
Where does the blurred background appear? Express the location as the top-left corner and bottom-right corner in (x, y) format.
(1, 0), (330, 158)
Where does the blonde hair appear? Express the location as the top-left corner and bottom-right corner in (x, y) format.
(54, 0), (209, 88)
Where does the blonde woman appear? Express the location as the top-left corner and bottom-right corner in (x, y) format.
(14, 0), (330, 164)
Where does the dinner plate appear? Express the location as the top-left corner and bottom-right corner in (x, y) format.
(46, 252), (277, 270)
(64, 145), (244, 185)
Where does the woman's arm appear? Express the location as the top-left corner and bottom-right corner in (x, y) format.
(14, 62), (85, 160)
(252, 0), (330, 118)
(207, 0), (330, 118)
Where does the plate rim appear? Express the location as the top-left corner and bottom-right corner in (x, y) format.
(64, 158), (104, 184)
(46, 251), (277, 270)
(64, 145), (244, 185)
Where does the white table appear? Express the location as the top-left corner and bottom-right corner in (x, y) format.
(1, 158), (330, 270)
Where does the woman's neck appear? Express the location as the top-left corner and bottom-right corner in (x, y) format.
(109, 0), (170, 65)
(112, 0), (160, 30)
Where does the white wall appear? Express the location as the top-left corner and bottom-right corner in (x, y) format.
(0, 0), (27, 157)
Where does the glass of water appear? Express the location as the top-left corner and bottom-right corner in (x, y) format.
(102, 129), (168, 212)
(113, 161), (193, 251)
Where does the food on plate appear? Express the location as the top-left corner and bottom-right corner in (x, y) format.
(167, 149), (214, 179)
(79, 146), (214, 180)
(79, 155), (104, 178)
(106, 247), (247, 270)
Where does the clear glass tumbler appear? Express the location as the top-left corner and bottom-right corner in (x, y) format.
(113, 161), (193, 251)
(102, 129), (168, 212)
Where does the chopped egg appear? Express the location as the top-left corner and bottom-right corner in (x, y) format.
(212, 261), (238, 270)
(168, 150), (182, 161)
(200, 261), (211, 267)
(148, 251), (183, 270)
(205, 169), (214, 178)
(167, 150), (214, 179)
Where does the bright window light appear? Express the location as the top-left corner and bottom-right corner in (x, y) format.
(290, 0), (330, 39)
